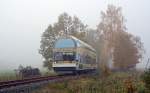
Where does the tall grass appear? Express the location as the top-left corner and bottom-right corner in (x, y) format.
(0, 71), (20, 81)
(33, 72), (146, 93)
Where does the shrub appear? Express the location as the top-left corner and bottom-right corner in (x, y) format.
(141, 68), (150, 91)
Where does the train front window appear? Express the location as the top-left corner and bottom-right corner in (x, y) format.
(54, 52), (63, 61)
(54, 52), (75, 61)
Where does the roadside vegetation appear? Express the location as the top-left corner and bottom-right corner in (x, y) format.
(0, 71), (18, 81)
(32, 71), (149, 93)
(0, 68), (56, 82)
(1, 69), (149, 93)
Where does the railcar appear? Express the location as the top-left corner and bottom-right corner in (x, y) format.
(52, 35), (97, 74)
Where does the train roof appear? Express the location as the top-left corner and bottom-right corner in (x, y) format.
(54, 35), (96, 52)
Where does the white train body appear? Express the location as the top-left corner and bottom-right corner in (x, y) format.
(52, 36), (97, 74)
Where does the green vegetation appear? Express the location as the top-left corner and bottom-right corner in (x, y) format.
(0, 70), (56, 81)
(0, 71), (18, 81)
(141, 68), (150, 93)
(32, 72), (148, 93)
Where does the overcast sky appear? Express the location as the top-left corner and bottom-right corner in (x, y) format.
(0, 0), (150, 71)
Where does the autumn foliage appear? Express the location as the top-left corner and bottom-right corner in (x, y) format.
(113, 31), (143, 70)
(97, 5), (144, 71)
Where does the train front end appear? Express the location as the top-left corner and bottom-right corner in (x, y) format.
(52, 37), (78, 74)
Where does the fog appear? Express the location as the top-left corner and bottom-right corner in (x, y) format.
(0, 0), (150, 71)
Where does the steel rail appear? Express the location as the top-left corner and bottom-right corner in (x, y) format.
(0, 75), (72, 89)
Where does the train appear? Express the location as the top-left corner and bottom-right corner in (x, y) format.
(52, 35), (97, 74)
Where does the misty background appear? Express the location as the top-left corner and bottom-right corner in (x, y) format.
(0, 0), (149, 71)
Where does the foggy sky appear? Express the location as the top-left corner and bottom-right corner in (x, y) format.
(0, 0), (150, 71)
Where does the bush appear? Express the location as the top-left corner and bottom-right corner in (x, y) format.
(141, 68), (150, 91)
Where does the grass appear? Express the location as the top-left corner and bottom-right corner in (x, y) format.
(0, 70), (57, 81)
(0, 70), (147, 93)
(32, 71), (147, 93)
(0, 71), (18, 81)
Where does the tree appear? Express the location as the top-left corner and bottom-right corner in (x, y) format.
(39, 25), (56, 70)
(39, 13), (87, 70)
(97, 5), (126, 47)
(53, 13), (87, 36)
(113, 31), (144, 70)
(53, 12), (72, 35)
(97, 5), (144, 70)
(97, 5), (125, 71)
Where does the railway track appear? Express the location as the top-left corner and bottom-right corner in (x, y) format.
(0, 74), (78, 93)
(0, 75), (58, 88)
